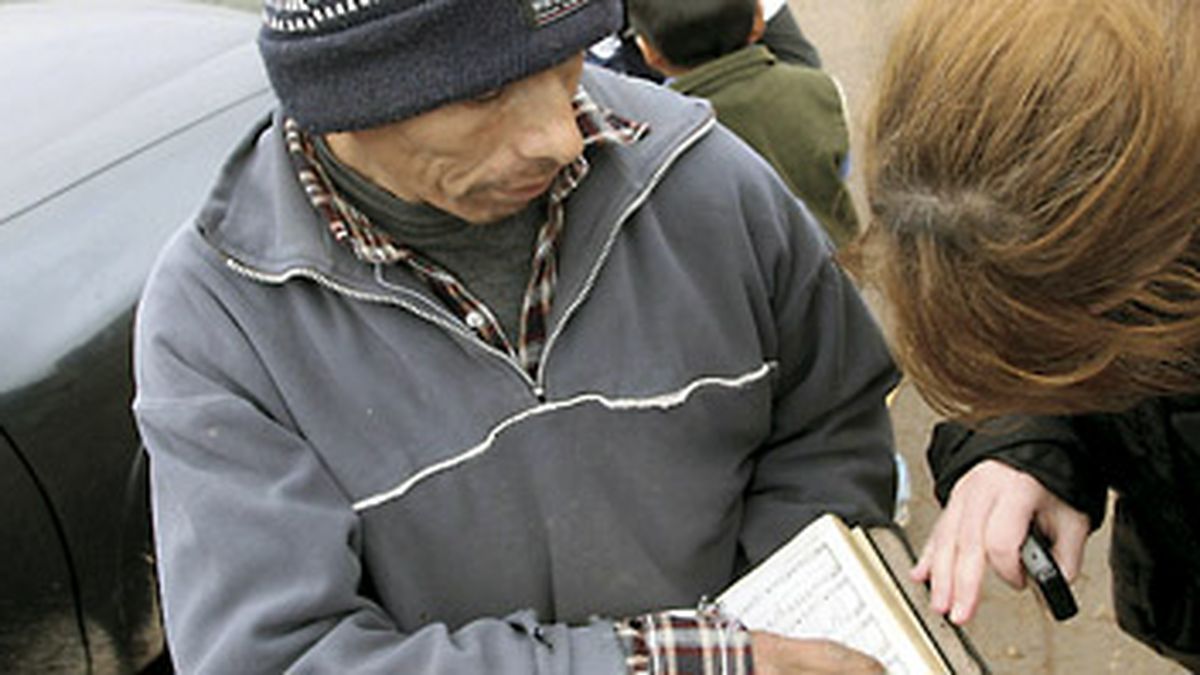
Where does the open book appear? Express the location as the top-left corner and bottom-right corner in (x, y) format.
(716, 514), (989, 674)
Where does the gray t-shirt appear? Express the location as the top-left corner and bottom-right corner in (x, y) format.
(314, 138), (542, 345)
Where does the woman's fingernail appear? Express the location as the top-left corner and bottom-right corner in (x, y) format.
(950, 604), (967, 624)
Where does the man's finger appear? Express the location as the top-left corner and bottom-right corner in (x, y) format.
(788, 638), (885, 673)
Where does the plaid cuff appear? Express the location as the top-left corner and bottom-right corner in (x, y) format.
(613, 607), (754, 675)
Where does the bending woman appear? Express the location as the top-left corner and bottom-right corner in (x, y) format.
(854, 0), (1200, 668)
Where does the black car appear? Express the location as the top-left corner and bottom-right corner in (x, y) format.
(0, 2), (273, 671)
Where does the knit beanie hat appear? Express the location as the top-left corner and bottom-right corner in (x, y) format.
(258, 0), (623, 133)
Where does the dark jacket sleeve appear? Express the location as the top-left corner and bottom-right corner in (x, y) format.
(926, 416), (1109, 529)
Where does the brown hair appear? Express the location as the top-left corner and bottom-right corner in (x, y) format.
(853, 0), (1200, 421)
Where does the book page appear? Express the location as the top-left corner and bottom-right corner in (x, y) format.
(717, 515), (948, 674)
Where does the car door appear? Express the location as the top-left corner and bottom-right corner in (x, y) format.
(0, 428), (88, 672)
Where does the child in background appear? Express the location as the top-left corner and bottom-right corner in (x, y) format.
(627, 0), (859, 247)
(588, 0), (821, 83)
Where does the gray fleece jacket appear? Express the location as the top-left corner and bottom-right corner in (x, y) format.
(133, 66), (898, 674)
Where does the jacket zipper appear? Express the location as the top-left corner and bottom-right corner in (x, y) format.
(221, 258), (540, 393)
(535, 116), (717, 389)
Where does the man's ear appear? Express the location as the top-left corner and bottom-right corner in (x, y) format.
(634, 34), (677, 76)
(748, 1), (766, 44)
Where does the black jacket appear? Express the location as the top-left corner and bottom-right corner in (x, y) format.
(928, 395), (1200, 669)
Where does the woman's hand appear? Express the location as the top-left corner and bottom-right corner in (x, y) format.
(911, 459), (1090, 624)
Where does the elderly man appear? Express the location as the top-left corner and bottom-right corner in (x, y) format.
(133, 1), (896, 672)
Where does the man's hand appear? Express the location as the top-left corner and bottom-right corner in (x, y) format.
(911, 459), (1090, 624)
(750, 631), (884, 674)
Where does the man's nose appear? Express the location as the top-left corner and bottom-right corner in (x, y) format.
(507, 68), (584, 167)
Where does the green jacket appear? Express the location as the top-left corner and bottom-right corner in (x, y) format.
(671, 45), (858, 247)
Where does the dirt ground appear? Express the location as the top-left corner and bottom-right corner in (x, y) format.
(788, 1), (1186, 672)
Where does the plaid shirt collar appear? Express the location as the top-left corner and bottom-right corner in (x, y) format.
(285, 88), (648, 378)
